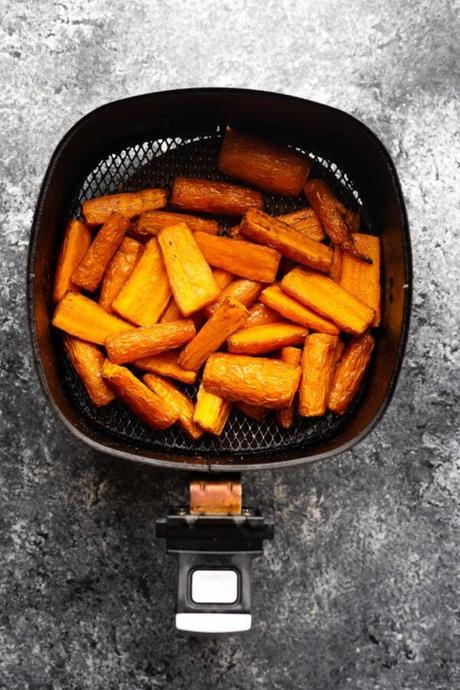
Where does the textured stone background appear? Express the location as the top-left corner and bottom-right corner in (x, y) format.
(1, 1), (459, 688)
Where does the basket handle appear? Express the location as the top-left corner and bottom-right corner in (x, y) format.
(156, 475), (273, 636)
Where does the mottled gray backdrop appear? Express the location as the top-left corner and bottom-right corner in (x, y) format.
(0, 1), (459, 689)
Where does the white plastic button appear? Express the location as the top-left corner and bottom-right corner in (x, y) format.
(191, 569), (238, 604)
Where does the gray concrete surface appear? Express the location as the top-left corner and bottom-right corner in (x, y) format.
(1, 1), (459, 688)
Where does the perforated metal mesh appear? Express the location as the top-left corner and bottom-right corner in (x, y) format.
(59, 128), (370, 458)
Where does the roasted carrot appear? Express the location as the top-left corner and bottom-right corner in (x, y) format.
(260, 284), (339, 335)
(218, 127), (311, 196)
(99, 237), (142, 312)
(277, 208), (325, 242)
(194, 231), (281, 283)
(344, 209), (360, 233)
(212, 268), (235, 292)
(106, 319), (196, 364)
(240, 208), (332, 273)
(340, 234), (381, 326)
(303, 179), (371, 262)
(204, 278), (262, 318)
(193, 384), (232, 436)
(243, 302), (281, 328)
(235, 402), (269, 421)
(63, 336), (115, 407)
(178, 298), (249, 371)
(281, 268), (375, 335)
(276, 347), (302, 428)
(101, 361), (177, 430)
(143, 374), (203, 440)
(112, 238), (170, 326)
(83, 188), (167, 225)
(159, 297), (183, 323)
(52, 292), (132, 345)
(133, 210), (220, 237)
(299, 334), (339, 416)
(329, 245), (343, 283)
(72, 212), (130, 292)
(133, 349), (197, 385)
(171, 176), (263, 216)
(202, 353), (301, 409)
(328, 333), (375, 414)
(53, 219), (92, 303)
(227, 323), (307, 355)
(157, 222), (219, 316)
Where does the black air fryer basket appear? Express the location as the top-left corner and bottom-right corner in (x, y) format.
(28, 88), (411, 634)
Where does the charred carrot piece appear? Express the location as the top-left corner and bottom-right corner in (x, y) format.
(53, 219), (92, 303)
(299, 334), (339, 416)
(53, 292), (132, 345)
(260, 284), (339, 335)
(72, 212), (130, 292)
(204, 278), (262, 318)
(202, 353), (301, 409)
(328, 333), (375, 414)
(281, 268), (375, 335)
(143, 374), (203, 440)
(329, 245), (343, 283)
(304, 179), (370, 262)
(235, 402), (269, 421)
(101, 361), (177, 430)
(240, 208), (332, 273)
(227, 323), (307, 355)
(340, 234), (381, 326)
(171, 176), (263, 216)
(133, 210), (220, 237)
(193, 383), (232, 436)
(178, 298), (249, 371)
(157, 222), (219, 316)
(276, 347), (302, 428)
(106, 319), (196, 365)
(218, 127), (311, 196)
(99, 237), (142, 312)
(243, 302), (281, 328)
(112, 238), (171, 326)
(133, 349), (197, 385)
(83, 188), (167, 225)
(277, 208), (325, 242)
(194, 231), (281, 283)
(63, 335), (115, 407)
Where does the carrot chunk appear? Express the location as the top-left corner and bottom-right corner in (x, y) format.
(276, 347), (302, 428)
(99, 237), (142, 312)
(194, 231), (281, 283)
(178, 298), (249, 371)
(143, 374), (203, 440)
(63, 335), (115, 407)
(277, 208), (325, 242)
(218, 127), (311, 196)
(202, 353), (301, 409)
(281, 268), (375, 335)
(83, 188), (167, 225)
(106, 319), (196, 365)
(240, 208), (332, 273)
(133, 350), (197, 385)
(53, 219), (92, 303)
(204, 278), (262, 318)
(299, 334), (339, 416)
(52, 292), (132, 345)
(235, 402), (269, 421)
(171, 176), (263, 215)
(227, 323), (307, 355)
(260, 284), (339, 334)
(112, 238), (170, 326)
(133, 211), (220, 237)
(193, 384), (232, 436)
(101, 361), (177, 430)
(328, 333), (375, 414)
(158, 222), (219, 316)
(72, 212), (130, 292)
(340, 234), (381, 326)
(243, 302), (281, 328)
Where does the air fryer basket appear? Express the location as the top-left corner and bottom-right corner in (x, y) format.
(28, 89), (411, 471)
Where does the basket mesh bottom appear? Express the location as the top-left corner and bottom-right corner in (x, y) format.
(59, 128), (371, 458)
